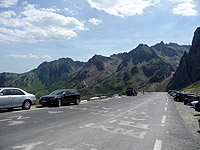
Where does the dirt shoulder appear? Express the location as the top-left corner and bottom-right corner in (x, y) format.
(171, 97), (200, 139)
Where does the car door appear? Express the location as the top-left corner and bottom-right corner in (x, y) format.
(0, 89), (12, 108)
(61, 90), (71, 103)
(70, 90), (78, 102)
(10, 89), (25, 107)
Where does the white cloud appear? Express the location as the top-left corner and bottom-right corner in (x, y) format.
(0, 3), (85, 43)
(29, 54), (39, 59)
(0, 0), (18, 8)
(0, 11), (16, 18)
(6, 54), (27, 59)
(87, 0), (160, 17)
(40, 55), (52, 59)
(169, 0), (198, 16)
(89, 18), (103, 25)
(6, 54), (52, 60)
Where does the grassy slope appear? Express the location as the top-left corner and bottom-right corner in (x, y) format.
(180, 80), (200, 95)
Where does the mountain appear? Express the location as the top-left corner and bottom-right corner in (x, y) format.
(167, 27), (200, 90)
(151, 41), (190, 68)
(0, 58), (84, 97)
(0, 42), (190, 99)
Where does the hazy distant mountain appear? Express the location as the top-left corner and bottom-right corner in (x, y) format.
(0, 42), (190, 98)
(167, 27), (200, 90)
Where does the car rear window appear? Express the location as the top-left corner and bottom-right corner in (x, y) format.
(186, 95), (195, 99)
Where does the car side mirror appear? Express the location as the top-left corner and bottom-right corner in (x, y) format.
(62, 92), (66, 96)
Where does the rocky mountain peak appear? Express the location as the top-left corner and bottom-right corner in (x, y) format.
(167, 27), (200, 90)
(191, 27), (200, 53)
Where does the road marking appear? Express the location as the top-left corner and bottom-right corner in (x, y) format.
(48, 111), (63, 114)
(79, 123), (95, 129)
(0, 119), (12, 122)
(13, 142), (44, 150)
(161, 115), (166, 124)
(153, 140), (162, 150)
(164, 107), (167, 111)
(9, 120), (25, 125)
(119, 120), (149, 129)
(166, 103), (168, 106)
(109, 120), (117, 123)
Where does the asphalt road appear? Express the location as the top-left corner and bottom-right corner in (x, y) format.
(0, 92), (199, 150)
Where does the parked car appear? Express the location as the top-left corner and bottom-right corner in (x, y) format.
(169, 90), (178, 97)
(191, 100), (199, 107)
(0, 87), (36, 110)
(184, 95), (199, 105)
(174, 92), (188, 102)
(126, 88), (137, 96)
(39, 89), (81, 107)
(194, 101), (200, 112)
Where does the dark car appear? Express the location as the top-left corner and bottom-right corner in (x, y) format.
(194, 101), (200, 112)
(174, 93), (188, 102)
(184, 95), (199, 105)
(126, 88), (137, 96)
(170, 90), (179, 97)
(39, 89), (81, 107)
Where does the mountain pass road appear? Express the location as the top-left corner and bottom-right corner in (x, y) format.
(0, 92), (199, 150)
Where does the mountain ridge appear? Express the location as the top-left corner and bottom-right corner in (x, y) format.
(0, 41), (190, 98)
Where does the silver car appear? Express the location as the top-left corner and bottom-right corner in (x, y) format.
(0, 87), (36, 110)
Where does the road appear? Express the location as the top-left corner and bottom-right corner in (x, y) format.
(0, 92), (199, 150)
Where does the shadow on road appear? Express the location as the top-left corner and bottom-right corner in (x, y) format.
(0, 108), (23, 113)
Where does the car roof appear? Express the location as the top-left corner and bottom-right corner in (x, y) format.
(0, 87), (21, 90)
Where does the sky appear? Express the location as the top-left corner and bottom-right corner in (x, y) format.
(0, 0), (199, 73)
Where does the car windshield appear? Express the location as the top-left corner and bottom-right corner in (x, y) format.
(186, 95), (195, 99)
(50, 89), (65, 95)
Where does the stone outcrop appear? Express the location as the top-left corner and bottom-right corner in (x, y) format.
(167, 27), (200, 90)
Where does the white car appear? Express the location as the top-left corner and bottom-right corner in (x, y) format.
(191, 101), (199, 107)
(0, 87), (36, 110)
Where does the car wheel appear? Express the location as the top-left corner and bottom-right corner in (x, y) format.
(22, 100), (31, 110)
(57, 99), (62, 107)
(75, 98), (80, 105)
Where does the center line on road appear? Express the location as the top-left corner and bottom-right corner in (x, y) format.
(161, 115), (166, 124)
(164, 107), (167, 111)
(166, 103), (168, 106)
(153, 140), (162, 150)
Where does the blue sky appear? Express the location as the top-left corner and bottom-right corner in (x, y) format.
(0, 0), (199, 73)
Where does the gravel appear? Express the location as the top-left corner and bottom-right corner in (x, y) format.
(172, 98), (200, 139)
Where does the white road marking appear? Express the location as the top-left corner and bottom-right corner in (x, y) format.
(153, 140), (162, 150)
(9, 120), (25, 125)
(119, 120), (149, 129)
(109, 120), (117, 123)
(166, 103), (168, 105)
(79, 123), (95, 129)
(13, 142), (44, 150)
(0, 119), (12, 122)
(131, 117), (146, 121)
(47, 111), (63, 114)
(164, 107), (167, 111)
(8, 115), (30, 120)
(161, 115), (166, 124)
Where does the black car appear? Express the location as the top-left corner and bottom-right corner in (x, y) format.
(194, 101), (200, 112)
(126, 88), (137, 96)
(174, 93), (188, 102)
(184, 95), (199, 105)
(39, 89), (81, 107)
